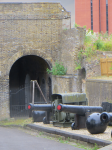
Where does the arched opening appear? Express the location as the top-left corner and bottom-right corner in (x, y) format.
(77, 68), (86, 93)
(81, 68), (86, 93)
(81, 68), (86, 80)
(9, 55), (51, 118)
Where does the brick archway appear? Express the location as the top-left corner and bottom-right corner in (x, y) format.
(9, 53), (52, 118)
(4, 50), (52, 77)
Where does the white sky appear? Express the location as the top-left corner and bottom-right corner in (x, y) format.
(0, 0), (75, 28)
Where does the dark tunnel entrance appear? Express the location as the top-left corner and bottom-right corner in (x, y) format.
(9, 55), (52, 118)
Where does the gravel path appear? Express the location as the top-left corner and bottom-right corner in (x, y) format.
(34, 122), (112, 141)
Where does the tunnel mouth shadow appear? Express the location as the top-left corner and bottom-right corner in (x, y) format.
(9, 55), (52, 118)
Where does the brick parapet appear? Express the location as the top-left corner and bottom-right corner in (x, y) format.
(0, 3), (70, 19)
(52, 75), (74, 93)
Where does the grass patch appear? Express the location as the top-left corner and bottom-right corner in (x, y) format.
(57, 136), (99, 150)
(76, 143), (99, 150)
(39, 132), (44, 136)
(0, 118), (33, 127)
(57, 137), (68, 144)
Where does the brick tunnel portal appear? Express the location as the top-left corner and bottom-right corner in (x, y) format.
(9, 55), (52, 118)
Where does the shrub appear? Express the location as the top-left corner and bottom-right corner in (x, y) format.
(83, 25), (86, 28)
(84, 47), (96, 57)
(93, 39), (104, 50)
(84, 30), (97, 48)
(75, 62), (81, 70)
(47, 61), (67, 75)
(103, 41), (112, 51)
(74, 23), (80, 28)
(84, 35), (92, 46)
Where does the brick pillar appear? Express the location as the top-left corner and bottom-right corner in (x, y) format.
(0, 78), (10, 120)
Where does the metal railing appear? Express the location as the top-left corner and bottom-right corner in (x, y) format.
(10, 105), (29, 118)
(10, 82), (47, 118)
(10, 86), (29, 118)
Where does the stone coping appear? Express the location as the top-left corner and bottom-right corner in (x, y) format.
(53, 75), (74, 78)
(87, 79), (112, 82)
(26, 124), (112, 147)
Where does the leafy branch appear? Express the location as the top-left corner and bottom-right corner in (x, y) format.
(47, 61), (67, 75)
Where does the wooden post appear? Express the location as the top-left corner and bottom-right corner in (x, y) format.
(100, 59), (102, 76)
(35, 80), (48, 103)
(106, 58), (109, 77)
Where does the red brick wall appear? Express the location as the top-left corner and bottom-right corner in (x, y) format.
(75, 0), (91, 29)
(100, 0), (106, 33)
(75, 0), (111, 34)
(108, 0), (112, 34)
(93, 0), (99, 32)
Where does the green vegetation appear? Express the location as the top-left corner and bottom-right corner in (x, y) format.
(58, 137), (67, 143)
(0, 118), (33, 127)
(74, 23), (80, 28)
(39, 132), (44, 135)
(57, 137), (99, 150)
(83, 25), (87, 29)
(74, 23), (87, 28)
(84, 30), (112, 52)
(110, 63), (112, 70)
(76, 143), (99, 150)
(75, 62), (82, 70)
(75, 29), (112, 70)
(47, 61), (67, 75)
(75, 49), (83, 70)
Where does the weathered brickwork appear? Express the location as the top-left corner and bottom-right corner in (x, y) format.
(82, 57), (101, 78)
(52, 75), (74, 93)
(0, 79), (10, 118)
(0, 3), (85, 119)
(60, 27), (86, 74)
(86, 79), (112, 106)
(0, 3), (71, 78)
(82, 51), (112, 79)
(84, 51), (112, 106)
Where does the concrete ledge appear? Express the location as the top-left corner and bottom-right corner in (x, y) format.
(26, 124), (112, 147)
(87, 79), (112, 83)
